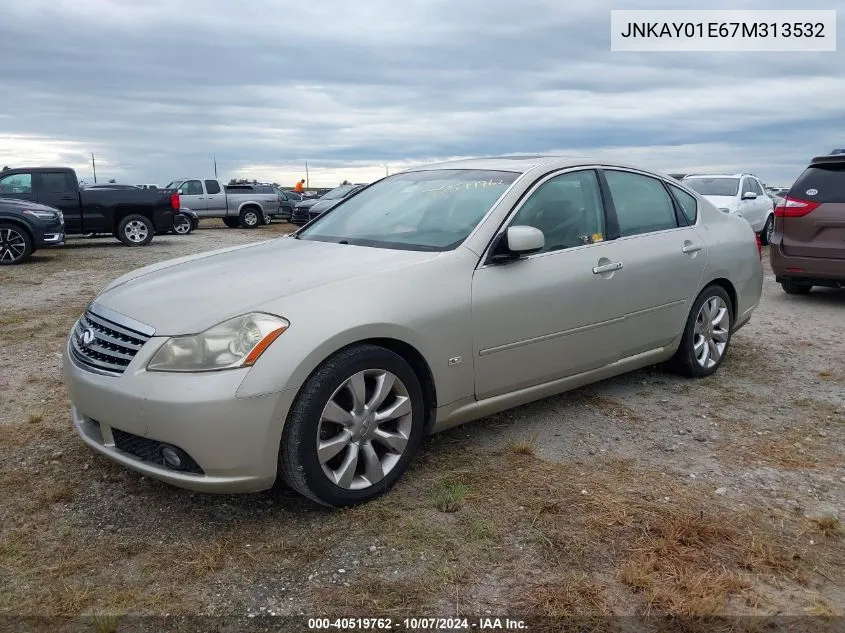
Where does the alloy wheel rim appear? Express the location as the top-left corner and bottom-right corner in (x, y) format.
(316, 369), (412, 490)
(693, 296), (730, 369)
(174, 217), (191, 234)
(244, 212), (258, 226)
(766, 219), (774, 244)
(0, 228), (26, 263)
(125, 220), (148, 242)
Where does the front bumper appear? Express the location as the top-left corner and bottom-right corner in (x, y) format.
(32, 217), (65, 248)
(63, 336), (297, 493)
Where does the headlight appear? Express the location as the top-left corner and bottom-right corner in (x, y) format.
(147, 313), (289, 372)
(22, 209), (58, 220)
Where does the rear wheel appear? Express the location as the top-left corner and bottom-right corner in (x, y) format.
(668, 285), (733, 378)
(760, 215), (774, 246)
(0, 223), (33, 265)
(278, 344), (425, 507)
(781, 280), (812, 295)
(222, 217), (240, 228)
(116, 214), (154, 246)
(239, 207), (260, 229)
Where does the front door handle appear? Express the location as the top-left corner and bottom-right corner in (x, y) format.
(592, 262), (623, 274)
(682, 243), (703, 254)
(60, 196), (75, 200)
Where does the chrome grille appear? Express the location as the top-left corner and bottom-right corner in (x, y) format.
(70, 306), (153, 376)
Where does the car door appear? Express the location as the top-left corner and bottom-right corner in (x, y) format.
(738, 177), (760, 228)
(33, 171), (80, 232)
(203, 179), (226, 217)
(599, 169), (708, 355)
(178, 179), (206, 214)
(471, 168), (633, 400)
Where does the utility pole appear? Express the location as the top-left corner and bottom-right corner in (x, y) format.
(91, 153), (97, 183)
(305, 161), (309, 188)
(385, 164), (389, 177)
(213, 157), (218, 178)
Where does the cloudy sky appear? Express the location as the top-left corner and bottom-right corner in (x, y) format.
(1, 0), (842, 187)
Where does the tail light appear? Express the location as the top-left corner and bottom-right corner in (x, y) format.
(170, 193), (180, 210)
(774, 196), (819, 217)
(755, 233), (762, 259)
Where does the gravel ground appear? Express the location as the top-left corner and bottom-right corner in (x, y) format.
(0, 222), (842, 624)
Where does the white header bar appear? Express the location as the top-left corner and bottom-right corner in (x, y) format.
(610, 10), (836, 52)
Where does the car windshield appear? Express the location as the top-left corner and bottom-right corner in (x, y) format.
(296, 169), (519, 252)
(322, 185), (357, 200)
(683, 177), (739, 196)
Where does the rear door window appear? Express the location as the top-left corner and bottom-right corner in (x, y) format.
(790, 164), (845, 203)
(669, 184), (698, 224)
(40, 171), (74, 193)
(204, 180), (221, 194)
(603, 170), (679, 237)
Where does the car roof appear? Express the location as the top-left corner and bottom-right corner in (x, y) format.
(683, 174), (746, 179)
(399, 154), (678, 177)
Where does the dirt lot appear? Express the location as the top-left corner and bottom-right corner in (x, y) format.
(1, 221), (843, 627)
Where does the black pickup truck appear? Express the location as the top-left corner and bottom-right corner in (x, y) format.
(0, 167), (177, 246)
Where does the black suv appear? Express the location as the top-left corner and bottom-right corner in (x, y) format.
(0, 198), (65, 264)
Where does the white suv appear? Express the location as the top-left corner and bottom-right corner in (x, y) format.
(682, 174), (775, 244)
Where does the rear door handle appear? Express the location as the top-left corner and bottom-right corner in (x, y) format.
(60, 196), (75, 200)
(682, 243), (703, 254)
(592, 262), (623, 274)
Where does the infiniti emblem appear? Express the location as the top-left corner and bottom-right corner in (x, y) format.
(78, 327), (96, 348)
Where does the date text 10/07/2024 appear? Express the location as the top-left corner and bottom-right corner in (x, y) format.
(307, 617), (528, 630)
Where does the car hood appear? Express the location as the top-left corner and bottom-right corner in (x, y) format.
(0, 198), (61, 213)
(295, 199), (320, 210)
(699, 195), (738, 209)
(309, 199), (340, 213)
(94, 237), (439, 335)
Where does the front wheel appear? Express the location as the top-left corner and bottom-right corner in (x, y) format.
(668, 285), (733, 378)
(760, 215), (774, 246)
(171, 214), (193, 235)
(278, 344), (425, 507)
(222, 217), (240, 228)
(116, 214), (154, 246)
(0, 223), (33, 265)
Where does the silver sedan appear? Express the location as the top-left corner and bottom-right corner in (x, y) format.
(63, 156), (763, 506)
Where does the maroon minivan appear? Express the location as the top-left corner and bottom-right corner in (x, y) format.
(770, 155), (845, 294)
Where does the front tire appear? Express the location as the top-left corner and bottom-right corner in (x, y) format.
(239, 207), (260, 229)
(668, 285), (733, 378)
(116, 214), (154, 246)
(0, 223), (33, 265)
(781, 280), (812, 295)
(760, 215), (774, 246)
(278, 344), (425, 507)
(222, 217), (240, 228)
(171, 214), (193, 235)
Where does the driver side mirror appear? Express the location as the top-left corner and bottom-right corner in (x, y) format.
(490, 226), (545, 263)
(742, 191), (757, 200)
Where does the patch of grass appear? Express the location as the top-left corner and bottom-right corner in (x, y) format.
(518, 573), (609, 617)
(809, 516), (842, 539)
(507, 437), (537, 456)
(310, 575), (431, 616)
(91, 613), (122, 633)
(27, 413), (43, 424)
(433, 482), (468, 513)
(727, 426), (839, 470)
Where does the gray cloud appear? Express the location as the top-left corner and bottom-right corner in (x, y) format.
(1, 0), (842, 186)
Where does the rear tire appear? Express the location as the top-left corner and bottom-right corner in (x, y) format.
(760, 215), (774, 246)
(222, 217), (240, 228)
(668, 285), (733, 378)
(0, 223), (33, 265)
(239, 207), (260, 229)
(781, 280), (812, 295)
(116, 214), (154, 247)
(278, 344), (425, 507)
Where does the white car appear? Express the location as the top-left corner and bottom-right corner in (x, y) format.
(682, 174), (774, 245)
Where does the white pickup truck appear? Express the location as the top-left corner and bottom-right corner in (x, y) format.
(164, 179), (280, 228)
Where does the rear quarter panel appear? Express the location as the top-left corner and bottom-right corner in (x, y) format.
(697, 199), (763, 325)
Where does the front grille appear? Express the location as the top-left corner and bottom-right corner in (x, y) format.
(70, 309), (152, 376)
(112, 428), (204, 474)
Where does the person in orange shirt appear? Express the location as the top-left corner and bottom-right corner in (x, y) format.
(294, 179), (305, 193)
